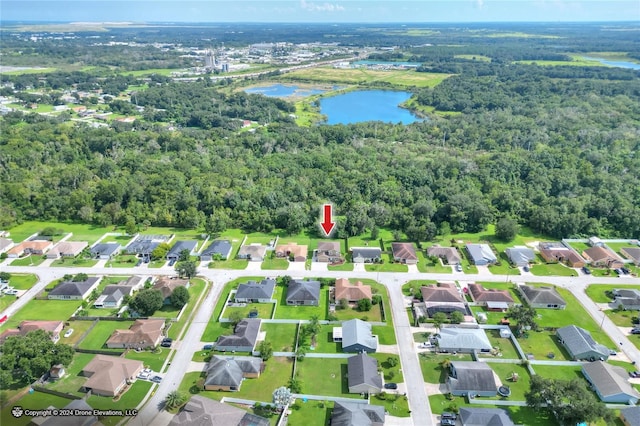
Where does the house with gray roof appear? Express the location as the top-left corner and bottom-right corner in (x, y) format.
(621, 406), (640, 426)
(235, 278), (276, 303)
(90, 243), (121, 259)
(582, 361), (640, 404)
(517, 284), (566, 309)
(505, 246), (535, 267)
(237, 244), (267, 262)
(557, 325), (610, 361)
(330, 401), (385, 426)
(466, 244), (497, 266)
(214, 319), (261, 352)
(420, 282), (467, 317)
(341, 319), (378, 353)
(621, 247), (640, 266)
(93, 284), (134, 308)
(125, 235), (169, 257)
(37, 399), (99, 426)
(169, 395), (269, 426)
(200, 240), (233, 261)
(613, 289), (640, 311)
(447, 361), (497, 397)
(459, 407), (515, 426)
(435, 328), (492, 353)
(427, 245), (462, 265)
(48, 277), (101, 300)
(167, 240), (198, 261)
(347, 353), (383, 394)
(286, 279), (320, 306)
(351, 247), (382, 264)
(0, 238), (14, 254)
(203, 356), (262, 391)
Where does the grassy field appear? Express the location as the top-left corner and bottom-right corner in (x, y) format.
(371, 391), (410, 417)
(88, 380), (153, 425)
(5, 220), (112, 244)
(488, 253), (522, 276)
(209, 258), (249, 269)
(0, 392), (73, 426)
(365, 255), (408, 273)
(605, 309), (636, 327)
(477, 329), (521, 360)
(482, 363), (531, 401)
(418, 352), (474, 383)
(454, 54), (492, 62)
(51, 257), (99, 267)
(280, 67), (452, 88)
(274, 284), (329, 320)
(310, 324), (341, 353)
(532, 364), (584, 381)
(229, 356), (294, 402)
(121, 68), (182, 76)
(59, 319), (94, 345)
(296, 357), (359, 398)
(327, 262), (354, 271)
(530, 262), (578, 277)
(371, 353), (404, 383)
(46, 352), (95, 396)
(223, 303), (275, 321)
(166, 278), (208, 339)
(77, 320), (132, 350)
(586, 284), (640, 303)
(333, 302), (382, 322)
(403, 280), (438, 297)
(513, 56), (608, 67)
(261, 256), (290, 270)
(125, 347), (169, 371)
(262, 322), (298, 352)
(1, 299), (80, 329)
(105, 254), (139, 267)
(517, 330), (572, 361)
(287, 400), (331, 426)
(10, 255), (46, 266)
(0, 274), (38, 311)
(417, 251), (452, 273)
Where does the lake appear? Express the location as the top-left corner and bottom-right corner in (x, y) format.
(245, 84), (328, 98)
(320, 90), (421, 125)
(581, 56), (640, 70)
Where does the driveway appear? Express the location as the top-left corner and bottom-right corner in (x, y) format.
(474, 265), (492, 275)
(407, 264), (419, 273)
(287, 262), (307, 272)
(310, 262), (328, 272)
(245, 261), (263, 271)
(353, 263), (366, 272)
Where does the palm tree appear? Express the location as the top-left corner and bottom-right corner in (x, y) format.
(165, 390), (187, 410)
(439, 358), (452, 371)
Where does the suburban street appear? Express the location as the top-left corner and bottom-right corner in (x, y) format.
(1, 261), (640, 426)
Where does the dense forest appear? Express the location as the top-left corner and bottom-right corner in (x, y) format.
(1, 23), (639, 240)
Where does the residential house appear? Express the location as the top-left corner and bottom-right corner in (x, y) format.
(447, 361), (497, 397)
(391, 242), (418, 264)
(583, 246), (624, 269)
(166, 240), (198, 261)
(214, 319), (261, 352)
(237, 244), (268, 262)
(334, 278), (372, 303)
(7, 240), (53, 258)
(168, 395), (269, 426)
(90, 243), (121, 260)
(330, 401), (385, 426)
(466, 244), (497, 266)
(81, 355), (143, 397)
(504, 247), (535, 267)
(93, 285), (134, 308)
(517, 284), (566, 309)
(46, 241), (88, 259)
(538, 242), (586, 267)
(435, 327), (492, 353)
(556, 325), (610, 361)
(0, 320), (64, 344)
(341, 319), (378, 353)
(0, 237), (14, 254)
(621, 407), (640, 426)
(203, 356), (262, 391)
(286, 279), (321, 306)
(347, 353), (383, 394)
(105, 319), (165, 349)
(153, 277), (190, 305)
(315, 241), (342, 263)
(120, 275), (145, 291)
(612, 289), (640, 311)
(275, 242), (308, 262)
(200, 240), (233, 261)
(621, 247), (640, 266)
(420, 282), (466, 317)
(235, 278), (276, 303)
(351, 247), (382, 264)
(48, 277), (101, 300)
(582, 361), (640, 404)
(467, 283), (515, 311)
(426, 245), (462, 265)
(458, 408), (515, 426)
(36, 399), (100, 426)
(125, 235), (169, 257)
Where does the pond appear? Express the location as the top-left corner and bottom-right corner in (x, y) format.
(319, 90), (421, 125)
(245, 84), (328, 98)
(580, 56), (640, 70)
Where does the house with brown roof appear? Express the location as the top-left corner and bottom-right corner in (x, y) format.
(391, 242), (418, 264)
(583, 246), (624, 269)
(106, 319), (165, 349)
(420, 282), (466, 317)
(467, 283), (515, 311)
(237, 244), (268, 262)
(81, 355), (143, 397)
(153, 277), (190, 304)
(335, 278), (372, 303)
(315, 241), (342, 263)
(621, 247), (640, 266)
(169, 395), (269, 426)
(538, 242), (586, 267)
(427, 245), (462, 265)
(0, 320), (64, 344)
(275, 242), (307, 262)
(46, 241), (89, 259)
(6, 240), (53, 258)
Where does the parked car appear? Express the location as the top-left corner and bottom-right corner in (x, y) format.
(441, 412), (457, 426)
(629, 371), (640, 378)
(151, 376), (162, 383)
(621, 267), (630, 275)
(609, 349), (617, 356)
(384, 383), (398, 390)
(161, 338), (173, 348)
(63, 328), (74, 338)
(203, 344), (213, 350)
(631, 329), (640, 335)
(523, 265), (530, 272)
(582, 266), (591, 275)
(455, 264), (463, 272)
(135, 259), (143, 267)
(168, 259), (176, 266)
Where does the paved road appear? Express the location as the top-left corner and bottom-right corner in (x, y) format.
(2, 263), (640, 425)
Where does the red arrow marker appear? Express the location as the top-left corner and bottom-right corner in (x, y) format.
(320, 204), (336, 237)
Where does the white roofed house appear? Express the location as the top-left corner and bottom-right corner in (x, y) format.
(582, 361), (640, 404)
(505, 246), (535, 267)
(434, 327), (492, 353)
(466, 244), (497, 266)
(46, 241), (88, 259)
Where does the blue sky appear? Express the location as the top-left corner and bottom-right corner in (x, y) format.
(2, 1), (639, 23)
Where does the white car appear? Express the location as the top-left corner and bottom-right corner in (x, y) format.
(64, 328), (74, 338)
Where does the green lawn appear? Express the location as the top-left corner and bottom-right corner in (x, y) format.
(483, 363), (531, 401)
(209, 258), (249, 269)
(261, 256), (290, 270)
(516, 330), (572, 361)
(477, 329), (521, 359)
(364, 255), (408, 273)
(1, 299), (81, 330)
(333, 303), (382, 322)
(0, 274), (38, 311)
(371, 325), (396, 345)
(5, 220), (111, 244)
(403, 280), (438, 297)
(151, 303), (181, 319)
(590, 268), (621, 277)
(148, 260), (166, 268)
(417, 251), (452, 273)
(262, 323), (298, 352)
(59, 320), (95, 346)
(488, 253), (522, 276)
(125, 347), (169, 371)
(1, 392), (74, 426)
(46, 353), (95, 396)
(370, 392), (410, 417)
(418, 352), (474, 383)
(77, 320), (132, 350)
(166, 278), (208, 339)
(567, 241), (590, 254)
(327, 262), (354, 271)
(605, 309), (636, 327)
(235, 356), (294, 402)
(532, 364), (583, 381)
(178, 371), (210, 399)
(530, 263), (578, 277)
(10, 255), (46, 266)
(287, 400), (331, 426)
(88, 380), (153, 426)
(372, 353), (404, 383)
(586, 284), (640, 303)
(310, 324), (341, 353)
(51, 257), (99, 267)
(274, 284), (329, 320)
(223, 303), (275, 321)
(105, 254), (139, 267)
(413, 331), (431, 343)
(296, 358), (359, 398)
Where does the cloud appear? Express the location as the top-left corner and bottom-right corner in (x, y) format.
(477, 0), (484, 8)
(300, 0), (345, 12)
